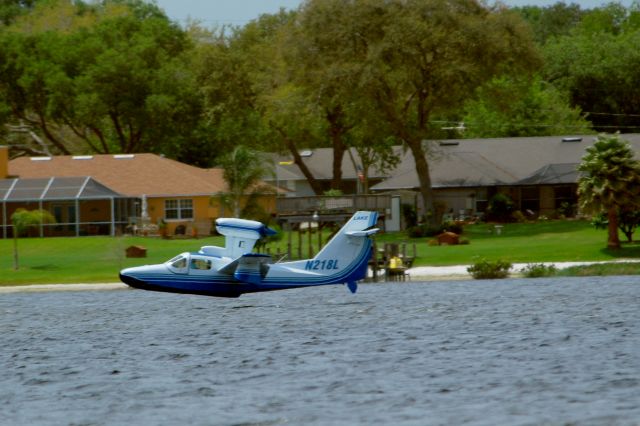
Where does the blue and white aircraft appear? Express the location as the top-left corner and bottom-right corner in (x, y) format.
(119, 211), (379, 297)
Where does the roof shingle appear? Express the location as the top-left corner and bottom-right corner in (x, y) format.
(9, 154), (227, 197)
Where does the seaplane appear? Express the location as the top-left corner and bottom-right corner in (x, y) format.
(119, 211), (379, 297)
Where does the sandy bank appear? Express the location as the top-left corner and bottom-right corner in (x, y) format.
(0, 283), (128, 294)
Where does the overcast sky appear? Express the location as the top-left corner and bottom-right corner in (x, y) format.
(154, 0), (634, 26)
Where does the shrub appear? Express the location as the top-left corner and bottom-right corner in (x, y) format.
(402, 203), (418, 228)
(512, 210), (527, 223)
(442, 221), (464, 235)
(407, 224), (443, 238)
(521, 263), (558, 278)
(487, 193), (514, 222)
(467, 259), (512, 279)
(407, 221), (464, 239)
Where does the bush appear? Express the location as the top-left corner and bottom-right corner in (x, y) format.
(402, 203), (418, 228)
(407, 221), (464, 238)
(467, 259), (512, 279)
(442, 221), (464, 235)
(407, 224), (443, 238)
(521, 263), (558, 278)
(512, 210), (527, 223)
(487, 193), (514, 222)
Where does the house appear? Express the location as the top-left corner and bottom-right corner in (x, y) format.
(269, 134), (640, 220)
(1, 148), (276, 238)
(370, 134), (640, 219)
(267, 147), (396, 196)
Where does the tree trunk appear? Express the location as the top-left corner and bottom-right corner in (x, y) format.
(607, 207), (621, 249)
(405, 139), (436, 226)
(280, 130), (323, 195)
(327, 106), (348, 191)
(13, 234), (19, 270)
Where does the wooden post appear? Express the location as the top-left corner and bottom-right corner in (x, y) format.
(287, 221), (292, 260)
(371, 241), (378, 282)
(308, 222), (313, 258)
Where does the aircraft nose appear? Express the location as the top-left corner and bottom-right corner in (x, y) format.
(120, 269), (140, 287)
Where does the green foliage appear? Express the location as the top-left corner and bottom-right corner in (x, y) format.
(11, 208), (55, 236)
(557, 202), (576, 218)
(513, 3), (585, 45)
(11, 208), (55, 270)
(406, 221), (463, 238)
(467, 259), (512, 279)
(487, 193), (515, 222)
(521, 263), (557, 278)
(402, 203), (418, 228)
(322, 189), (343, 197)
(543, 16), (640, 133)
(0, 0), (202, 156)
(590, 212), (608, 230)
(463, 75), (592, 138)
(591, 209), (640, 242)
(216, 145), (273, 218)
(578, 133), (640, 248)
(557, 262), (640, 277)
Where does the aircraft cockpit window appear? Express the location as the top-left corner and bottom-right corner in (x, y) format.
(190, 258), (212, 270)
(171, 256), (187, 269)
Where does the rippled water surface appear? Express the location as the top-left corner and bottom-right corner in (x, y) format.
(2, 277), (640, 425)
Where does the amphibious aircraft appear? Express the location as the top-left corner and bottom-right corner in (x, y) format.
(119, 211), (379, 297)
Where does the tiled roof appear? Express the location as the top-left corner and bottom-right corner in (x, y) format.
(9, 154), (227, 197)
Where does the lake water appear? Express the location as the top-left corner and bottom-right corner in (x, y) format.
(1, 277), (639, 425)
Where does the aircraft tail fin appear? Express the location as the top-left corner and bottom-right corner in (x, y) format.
(309, 211), (379, 288)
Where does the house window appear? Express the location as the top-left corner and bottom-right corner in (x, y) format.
(165, 199), (193, 220)
(521, 187), (540, 212)
(554, 186), (577, 209)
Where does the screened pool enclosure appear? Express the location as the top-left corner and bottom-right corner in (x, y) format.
(1, 176), (137, 238)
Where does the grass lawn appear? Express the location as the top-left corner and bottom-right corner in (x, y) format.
(2, 219), (640, 285)
(400, 220), (640, 266)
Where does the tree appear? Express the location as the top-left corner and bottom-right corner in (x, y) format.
(513, 2), (585, 45)
(354, 0), (540, 224)
(462, 75), (592, 138)
(0, 0), (39, 26)
(577, 133), (640, 249)
(11, 208), (55, 270)
(543, 4), (640, 133)
(0, 0), (203, 156)
(217, 145), (273, 218)
(592, 209), (640, 242)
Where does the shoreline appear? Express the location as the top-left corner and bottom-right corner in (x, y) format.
(0, 283), (128, 294)
(2, 260), (640, 294)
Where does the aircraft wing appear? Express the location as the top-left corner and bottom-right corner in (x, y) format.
(217, 258), (240, 275)
(217, 253), (272, 284)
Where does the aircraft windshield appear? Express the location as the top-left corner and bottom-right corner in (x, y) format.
(168, 255), (187, 269)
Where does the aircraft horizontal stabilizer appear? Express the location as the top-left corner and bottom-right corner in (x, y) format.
(346, 228), (379, 237)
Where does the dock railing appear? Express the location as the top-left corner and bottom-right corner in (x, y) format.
(276, 194), (391, 216)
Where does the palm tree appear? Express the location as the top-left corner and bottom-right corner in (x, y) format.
(11, 208), (56, 270)
(217, 145), (273, 218)
(577, 134), (640, 249)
